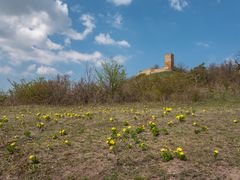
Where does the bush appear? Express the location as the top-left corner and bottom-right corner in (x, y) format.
(0, 91), (7, 105)
(3, 60), (240, 105)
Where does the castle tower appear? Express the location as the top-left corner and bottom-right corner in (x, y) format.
(164, 53), (174, 70)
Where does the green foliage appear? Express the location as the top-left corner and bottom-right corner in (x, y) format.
(151, 126), (160, 137)
(2, 60), (240, 105)
(148, 122), (160, 137)
(6, 142), (17, 154)
(160, 149), (173, 162)
(135, 126), (145, 134)
(96, 60), (126, 99)
(24, 130), (31, 137)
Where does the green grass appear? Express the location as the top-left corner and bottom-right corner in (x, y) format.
(0, 102), (240, 179)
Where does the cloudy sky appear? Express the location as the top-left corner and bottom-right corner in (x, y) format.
(0, 0), (240, 90)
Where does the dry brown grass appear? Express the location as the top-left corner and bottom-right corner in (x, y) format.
(0, 102), (240, 179)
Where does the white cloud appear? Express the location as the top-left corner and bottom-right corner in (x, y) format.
(196, 42), (210, 48)
(3, 46), (103, 65)
(169, 0), (188, 11)
(64, 38), (71, 46)
(65, 70), (74, 76)
(46, 39), (63, 50)
(0, 0), (97, 66)
(36, 66), (59, 76)
(101, 12), (124, 29)
(27, 64), (37, 72)
(57, 50), (103, 64)
(0, 66), (14, 75)
(95, 55), (128, 67)
(24, 64), (75, 77)
(112, 55), (128, 64)
(107, 0), (132, 6)
(64, 14), (95, 40)
(70, 4), (82, 13)
(95, 33), (130, 48)
(112, 13), (123, 29)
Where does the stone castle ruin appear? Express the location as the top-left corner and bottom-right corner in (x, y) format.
(138, 53), (174, 75)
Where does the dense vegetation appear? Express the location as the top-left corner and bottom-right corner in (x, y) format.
(1, 60), (240, 106)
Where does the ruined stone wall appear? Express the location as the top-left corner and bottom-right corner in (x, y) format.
(138, 53), (174, 75)
(164, 54), (174, 70)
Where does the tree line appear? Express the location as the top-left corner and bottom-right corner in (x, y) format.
(1, 60), (240, 105)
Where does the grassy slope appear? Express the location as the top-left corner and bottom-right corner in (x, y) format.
(0, 102), (240, 179)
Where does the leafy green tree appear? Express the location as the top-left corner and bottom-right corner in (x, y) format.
(96, 60), (126, 99)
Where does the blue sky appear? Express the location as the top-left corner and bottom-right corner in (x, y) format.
(0, 0), (240, 90)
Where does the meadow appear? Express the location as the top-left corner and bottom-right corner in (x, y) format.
(0, 102), (240, 179)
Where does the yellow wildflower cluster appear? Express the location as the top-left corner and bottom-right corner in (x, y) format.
(29, 155), (39, 164)
(213, 149), (219, 159)
(106, 137), (116, 150)
(1, 115), (8, 122)
(176, 114), (185, 121)
(36, 122), (44, 129)
(175, 147), (186, 160)
(59, 129), (67, 136)
(63, 140), (71, 146)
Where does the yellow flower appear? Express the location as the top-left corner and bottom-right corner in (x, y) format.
(163, 107), (172, 112)
(179, 151), (184, 156)
(29, 155), (39, 164)
(176, 114), (185, 121)
(2, 115), (8, 122)
(167, 121), (173, 126)
(36, 122), (44, 129)
(139, 142), (146, 150)
(176, 147), (183, 152)
(117, 133), (121, 137)
(213, 149), (219, 159)
(29, 155), (35, 161)
(59, 129), (67, 135)
(43, 114), (51, 121)
(111, 127), (117, 134)
(64, 140), (71, 145)
(151, 115), (156, 120)
(10, 142), (16, 147)
(109, 146), (114, 151)
(109, 139), (115, 146)
(109, 117), (113, 122)
(160, 148), (167, 152)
